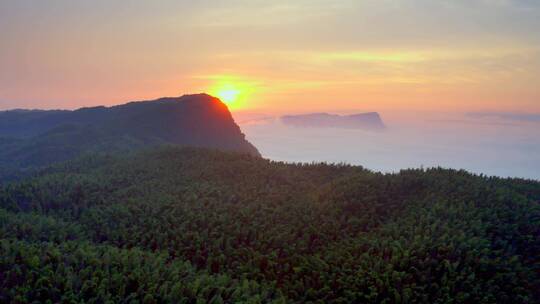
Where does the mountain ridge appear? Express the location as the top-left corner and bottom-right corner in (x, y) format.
(281, 112), (386, 130)
(0, 93), (260, 177)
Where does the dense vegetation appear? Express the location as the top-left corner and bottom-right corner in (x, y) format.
(0, 147), (538, 303)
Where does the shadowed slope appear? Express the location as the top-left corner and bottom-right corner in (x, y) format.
(0, 94), (260, 176)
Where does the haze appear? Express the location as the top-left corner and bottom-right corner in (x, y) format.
(236, 111), (540, 179)
(1, 0), (539, 113)
(1, 0), (539, 179)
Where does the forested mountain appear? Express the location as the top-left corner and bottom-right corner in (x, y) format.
(0, 147), (538, 303)
(0, 94), (260, 177)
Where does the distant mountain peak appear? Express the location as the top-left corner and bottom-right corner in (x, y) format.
(281, 112), (386, 130)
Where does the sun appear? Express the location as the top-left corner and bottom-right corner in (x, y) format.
(209, 81), (247, 109)
(207, 75), (260, 110)
(215, 84), (241, 105)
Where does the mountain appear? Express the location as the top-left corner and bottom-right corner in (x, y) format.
(281, 112), (386, 130)
(0, 146), (538, 303)
(0, 93), (260, 174)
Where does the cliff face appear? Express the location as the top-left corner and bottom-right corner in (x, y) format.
(0, 94), (260, 171)
(281, 112), (386, 130)
(99, 94), (260, 156)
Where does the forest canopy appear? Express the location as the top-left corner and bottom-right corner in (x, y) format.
(0, 147), (539, 303)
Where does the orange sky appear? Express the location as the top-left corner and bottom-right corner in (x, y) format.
(0, 1), (539, 113)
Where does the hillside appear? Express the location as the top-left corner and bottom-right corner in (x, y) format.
(0, 94), (260, 176)
(1, 147), (538, 303)
(281, 112), (386, 130)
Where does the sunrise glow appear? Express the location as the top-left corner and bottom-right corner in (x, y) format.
(0, 1), (538, 114)
(1, 2), (540, 302)
(206, 75), (261, 110)
(214, 84), (240, 105)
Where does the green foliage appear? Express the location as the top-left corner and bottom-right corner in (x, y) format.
(0, 147), (538, 303)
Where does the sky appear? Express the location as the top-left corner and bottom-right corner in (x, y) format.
(1, 0), (539, 113)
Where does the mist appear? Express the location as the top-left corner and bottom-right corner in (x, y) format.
(237, 111), (540, 180)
